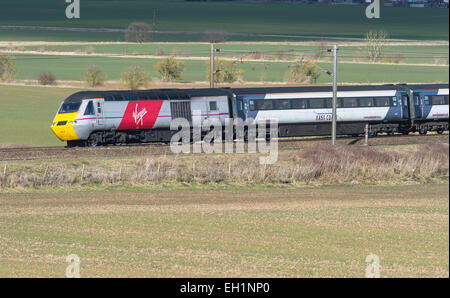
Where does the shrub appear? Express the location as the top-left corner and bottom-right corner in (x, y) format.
(83, 65), (105, 87)
(84, 46), (94, 55)
(380, 52), (404, 64)
(284, 62), (305, 83)
(285, 61), (321, 84)
(0, 54), (17, 81)
(154, 57), (185, 82)
(37, 72), (56, 85)
(125, 22), (151, 43)
(206, 59), (244, 84)
(121, 66), (151, 89)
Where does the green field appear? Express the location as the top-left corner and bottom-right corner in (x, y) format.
(0, 0), (448, 41)
(7, 53), (449, 83)
(0, 184), (448, 277)
(6, 43), (448, 65)
(0, 85), (78, 146)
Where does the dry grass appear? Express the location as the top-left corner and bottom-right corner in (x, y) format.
(0, 144), (448, 190)
(0, 184), (447, 277)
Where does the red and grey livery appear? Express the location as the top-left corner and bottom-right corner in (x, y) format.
(51, 84), (449, 147)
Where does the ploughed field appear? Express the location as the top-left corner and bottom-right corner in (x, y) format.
(0, 184), (448, 277)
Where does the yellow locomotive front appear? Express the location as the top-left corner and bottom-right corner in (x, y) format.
(50, 101), (81, 141)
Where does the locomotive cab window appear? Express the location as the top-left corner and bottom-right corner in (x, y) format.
(84, 101), (94, 115)
(209, 101), (218, 111)
(59, 102), (81, 114)
(97, 102), (102, 114)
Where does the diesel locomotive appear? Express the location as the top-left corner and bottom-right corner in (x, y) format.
(51, 84), (449, 147)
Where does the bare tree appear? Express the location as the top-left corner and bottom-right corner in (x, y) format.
(365, 30), (389, 63)
(125, 22), (152, 43)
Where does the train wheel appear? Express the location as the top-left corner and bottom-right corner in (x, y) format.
(402, 131), (409, 135)
(387, 131), (394, 136)
(419, 128), (428, 135)
(87, 134), (99, 147)
(437, 129), (444, 135)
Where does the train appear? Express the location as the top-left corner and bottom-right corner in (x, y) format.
(51, 84), (449, 147)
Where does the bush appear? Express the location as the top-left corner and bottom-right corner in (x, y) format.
(84, 65), (105, 87)
(121, 66), (151, 89)
(125, 22), (151, 43)
(284, 62), (305, 83)
(206, 59), (244, 84)
(154, 57), (185, 82)
(380, 52), (404, 64)
(0, 54), (17, 81)
(84, 46), (94, 55)
(37, 72), (56, 85)
(285, 61), (321, 84)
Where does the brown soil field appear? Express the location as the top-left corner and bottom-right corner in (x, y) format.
(0, 184), (448, 277)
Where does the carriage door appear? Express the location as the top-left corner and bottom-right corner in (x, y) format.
(414, 94), (423, 119)
(93, 98), (105, 127)
(401, 95), (409, 120)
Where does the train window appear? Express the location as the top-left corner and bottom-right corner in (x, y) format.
(374, 97), (390, 107)
(84, 101), (94, 115)
(424, 96), (430, 105)
(430, 95), (448, 105)
(325, 98), (332, 108)
(402, 96), (408, 106)
(59, 102), (81, 113)
(342, 97), (358, 108)
(273, 99), (291, 110)
(414, 95), (420, 106)
(138, 94), (149, 100)
(391, 97), (398, 107)
(359, 97), (374, 107)
(249, 100), (255, 111)
(255, 100), (273, 110)
(291, 99), (307, 109)
(309, 98), (327, 109)
(104, 96), (113, 101)
(209, 101), (218, 111)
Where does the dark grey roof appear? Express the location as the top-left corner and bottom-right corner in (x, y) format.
(63, 84), (449, 103)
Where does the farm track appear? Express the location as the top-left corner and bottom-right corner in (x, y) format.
(0, 133), (448, 161)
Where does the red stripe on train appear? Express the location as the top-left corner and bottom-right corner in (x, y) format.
(118, 100), (163, 130)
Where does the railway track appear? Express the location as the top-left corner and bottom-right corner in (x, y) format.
(0, 133), (448, 161)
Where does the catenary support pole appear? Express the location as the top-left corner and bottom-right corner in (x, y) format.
(210, 43), (215, 88)
(331, 44), (339, 146)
